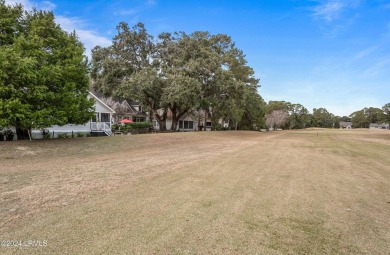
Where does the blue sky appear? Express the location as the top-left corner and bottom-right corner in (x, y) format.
(6, 0), (390, 116)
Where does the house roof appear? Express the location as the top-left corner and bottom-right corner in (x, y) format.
(88, 92), (115, 114)
(339, 121), (352, 127)
(90, 90), (142, 114)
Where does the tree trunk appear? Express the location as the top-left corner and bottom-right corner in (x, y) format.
(204, 109), (208, 131)
(152, 108), (167, 131)
(159, 120), (167, 131)
(170, 105), (177, 131)
(197, 109), (203, 131)
(171, 113), (177, 131)
(15, 125), (28, 140)
(170, 105), (189, 132)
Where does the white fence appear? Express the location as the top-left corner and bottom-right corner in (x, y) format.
(90, 122), (112, 136)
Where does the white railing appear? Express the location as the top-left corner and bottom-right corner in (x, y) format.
(90, 122), (112, 136)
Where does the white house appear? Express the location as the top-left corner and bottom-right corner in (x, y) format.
(32, 92), (115, 138)
(152, 109), (225, 131)
(339, 121), (352, 129)
(369, 123), (389, 130)
(89, 92), (148, 123)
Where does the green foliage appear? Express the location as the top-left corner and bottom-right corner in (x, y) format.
(287, 103), (310, 129)
(267, 101), (290, 114)
(3, 129), (14, 136)
(57, 133), (70, 139)
(350, 107), (386, 128)
(43, 131), (51, 139)
(76, 132), (88, 137)
(340, 116), (351, 122)
(125, 122), (151, 129)
(265, 101), (311, 130)
(238, 87), (266, 130)
(350, 109), (369, 128)
(91, 22), (265, 131)
(211, 123), (223, 131)
(0, 1), (94, 138)
(312, 108), (334, 128)
(333, 119), (340, 128)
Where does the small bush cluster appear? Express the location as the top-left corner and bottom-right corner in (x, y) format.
(112, 122), (151, 134)
(57, 133), (70, 139)
(125, 122), (151, 129)
(76, 132), (89, 137)
(43, 132), (52, 139)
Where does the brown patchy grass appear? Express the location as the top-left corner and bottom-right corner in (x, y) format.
(0, 129), (389, 254)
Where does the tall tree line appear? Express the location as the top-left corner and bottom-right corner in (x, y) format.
(265, 101), (390, 130)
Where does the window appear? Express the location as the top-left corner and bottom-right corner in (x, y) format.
(101, 113), (110, 122)
(179, 120), (193, 130)
(206, 121), (212, 127)
(134, 117), (145, 122)
(153, 120), (159, 127)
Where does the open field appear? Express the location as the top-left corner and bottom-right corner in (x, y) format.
(1, 129), (389, 254)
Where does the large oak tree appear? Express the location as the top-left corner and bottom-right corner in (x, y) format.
(91, 22), (265, 131)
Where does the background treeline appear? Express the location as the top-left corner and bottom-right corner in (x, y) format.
(265, 101), (390, 130)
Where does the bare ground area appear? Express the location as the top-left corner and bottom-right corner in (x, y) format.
(0, 129), (389, 254)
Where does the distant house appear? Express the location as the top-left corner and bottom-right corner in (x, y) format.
(93, 92), (148, 123)
(128, 100), (148, 122)
(152, 109), (225, 131)
(32, 91), (115, 138)
(339, 121), (352, 129)
(369, 123), (389, 130)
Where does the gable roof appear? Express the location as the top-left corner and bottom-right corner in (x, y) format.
(88, 92), (115, 114)
(89, 90), (141, 115)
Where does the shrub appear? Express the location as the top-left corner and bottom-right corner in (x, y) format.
(124, 122), (151, 129)
(76, 132), (87, 137)
(57, 133), (70, 139)
(111, 124), (119, 131)
(43, 132), (52, 139)
(212, 123), (223, 131)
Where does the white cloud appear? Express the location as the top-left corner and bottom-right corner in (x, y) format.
(55, 16), (111, 59)
(312, 0), (345, 22)
(114, 8), (138, 16)
(5, 0), (55, 10)
(5, 0), (111, 60)
(311, 0), (361, 23)
(362, 58), (390, 76)
(311, 0), (361, 37)
(40, 0), (55, 10)
(146, 0), (156, 6)
(353, 45), (380, 60)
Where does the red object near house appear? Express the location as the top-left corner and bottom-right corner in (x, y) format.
(119, 119), (133, 123)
